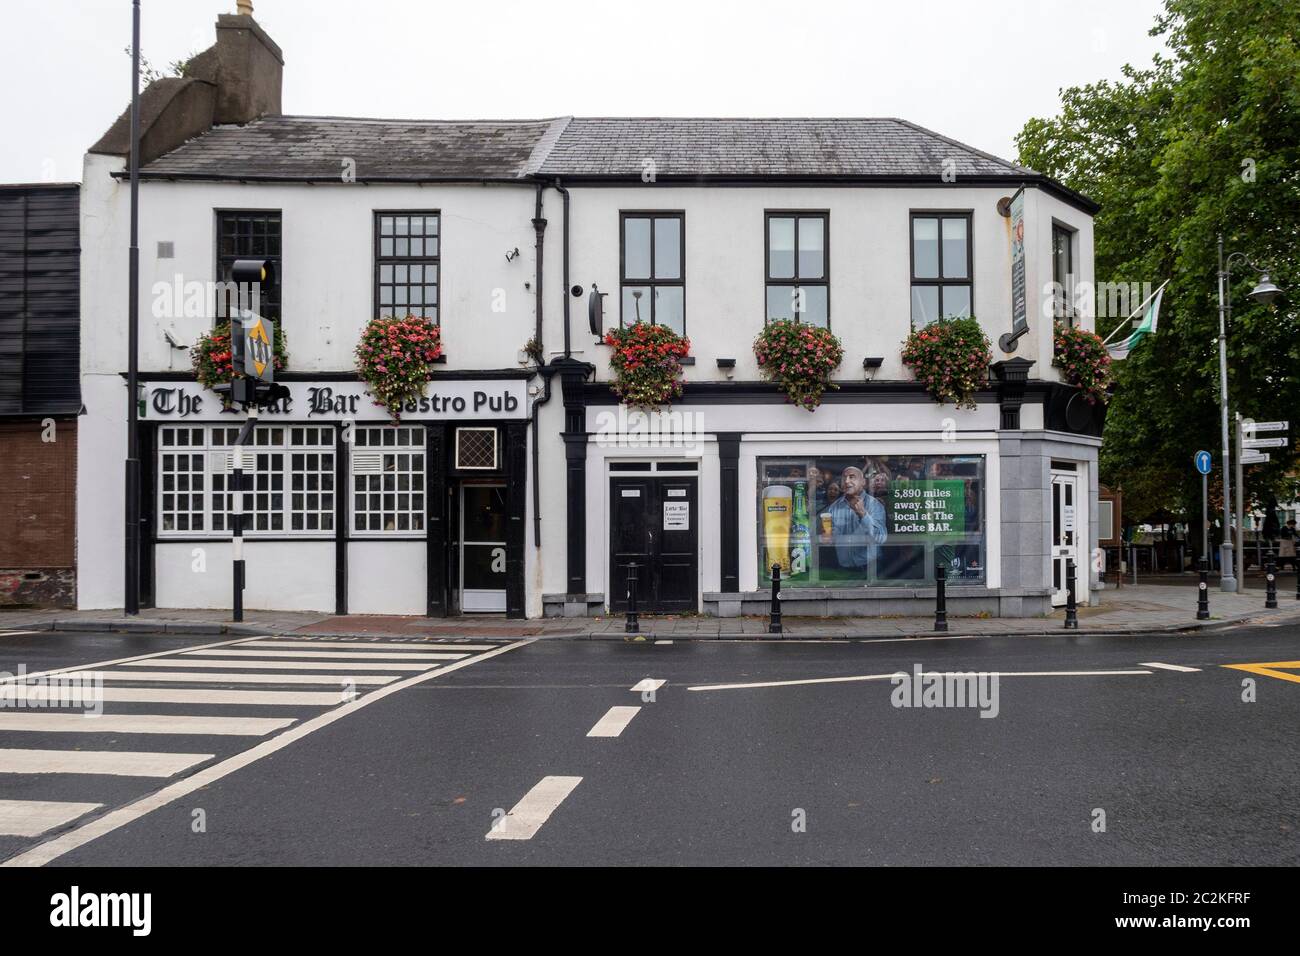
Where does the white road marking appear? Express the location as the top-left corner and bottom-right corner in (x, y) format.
(655, 640), (674, 645)
(586, 705), (641, 737)
(688, 669), (1154, 692)
(0, 636), (264, 686)
(485, 775), (583, 841)
(1138, 662), (1202, 673)
(236, 640), (499, 651)
(0, 749), (212, 777)
(89, 670), (396, 685)
(0, 631), (43, 637)
(0, 800), (102, 837)
(121, 658), (435, 672)
(69, 687), (350, 706)
(182, 648), (466, 661)
(629, 678), (666, 693)
(4, 639), (533, 867)
(0, 713), (294, 736)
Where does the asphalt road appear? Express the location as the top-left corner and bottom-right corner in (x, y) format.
(0, 622), (1297, 866)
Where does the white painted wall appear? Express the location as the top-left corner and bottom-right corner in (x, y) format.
(155, 541), (334, 611)
(348, 541), (426, 616)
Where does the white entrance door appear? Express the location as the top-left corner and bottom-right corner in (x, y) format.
(1050, 471), (1080, 607)
(460, 484), (507, 612)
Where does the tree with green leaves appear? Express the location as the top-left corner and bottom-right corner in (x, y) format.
(1017, 0), (1299, 536)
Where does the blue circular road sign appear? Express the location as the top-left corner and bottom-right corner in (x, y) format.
(1194, 450), (1212, 475)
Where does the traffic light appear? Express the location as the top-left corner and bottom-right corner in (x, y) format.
(230, 258), (274, 289)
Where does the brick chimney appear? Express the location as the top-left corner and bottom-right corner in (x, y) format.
(89, 7), (284, 163)
(187, 8), (284, 125)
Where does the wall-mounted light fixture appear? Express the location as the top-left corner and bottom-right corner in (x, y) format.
(862, 356), (884, 380)
(716, 357), (736, 380)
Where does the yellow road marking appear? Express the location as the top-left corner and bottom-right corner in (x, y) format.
(1222, 661), (1300, 684)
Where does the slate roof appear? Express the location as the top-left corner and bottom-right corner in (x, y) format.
(136, 114), (1092, 207)
(537, 117), (1033, 178)
(139, 115), (564, 181)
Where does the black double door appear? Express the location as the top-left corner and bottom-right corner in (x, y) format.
(609, 476), (698, 614)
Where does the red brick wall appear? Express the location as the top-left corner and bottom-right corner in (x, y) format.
(0, 418), (76, 606)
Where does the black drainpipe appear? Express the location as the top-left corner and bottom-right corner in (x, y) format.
(530, 181), (552, 547)
(555, 178), (572, 358)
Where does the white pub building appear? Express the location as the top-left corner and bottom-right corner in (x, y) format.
(78, 9), (1102, 621)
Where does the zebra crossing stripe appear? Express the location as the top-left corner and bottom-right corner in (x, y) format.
(120, 658), (434, 671)
(0, 799), (102, 837)
(237, 640), (499, 651)
(0, 749), (212, 778)
(89, 670), (397, 685)
(182, 649), (467, 661)
(0, 713), (294, 736)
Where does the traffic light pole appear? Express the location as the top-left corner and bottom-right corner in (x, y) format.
(231, 406), (257, 623)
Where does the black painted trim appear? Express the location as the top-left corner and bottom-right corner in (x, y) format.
(127, 369), (535, 382)
(334, 422), (348, 615)
(425, 423), (449, 617)
(717, 431), (741, 594)
(505, 421), (528, 618)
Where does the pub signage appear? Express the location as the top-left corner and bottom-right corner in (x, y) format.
(144, 380), (527, 421)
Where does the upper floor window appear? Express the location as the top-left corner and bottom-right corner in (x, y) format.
(910, 212), (971, 326)
(766, 212), (829, 327)
(376, 212), (440, 322)
(1052, 223), (1076, 326)
(620, 212), (684, 334)
(217, 211), (281, 322)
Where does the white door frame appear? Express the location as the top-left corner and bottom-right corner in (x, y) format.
(459, 482), (507, 613)
(1050, 469), (1083, 606)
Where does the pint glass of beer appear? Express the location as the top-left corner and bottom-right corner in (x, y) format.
(763, 484), (793, 576)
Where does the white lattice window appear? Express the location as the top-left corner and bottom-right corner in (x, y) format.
(455, 427), (499, 470)
(352, 425), (425, 534)
(158, 426), (207, 533)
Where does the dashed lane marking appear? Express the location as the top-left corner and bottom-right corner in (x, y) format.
(629, 678), (665, 693)
(586, 706), (641, 738)
(485, 775), (583, 841)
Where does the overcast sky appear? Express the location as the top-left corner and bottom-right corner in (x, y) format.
(2, 0), (1170, 184)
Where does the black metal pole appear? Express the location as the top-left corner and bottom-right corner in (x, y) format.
(769, 563), (782, 634)
(934, 562), (948, 632)
(231, 409), (256, 623)
(624, 562), (639, 633)
(1264, 547), (1278, 609)
(124, 0), (141, 615)
(1064, 558), (1079, 629)
(1197, 557), (1210, 620)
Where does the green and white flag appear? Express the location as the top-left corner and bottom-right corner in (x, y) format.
(1104, 281), (1166, 359)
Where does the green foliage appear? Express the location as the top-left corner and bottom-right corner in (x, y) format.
(355, 315), (443, 422)
(753, 319), (844, 410)
(603, 322), (691, 408)
(1053, 324), (1112, 405)
(1017, 0), (1300, 521)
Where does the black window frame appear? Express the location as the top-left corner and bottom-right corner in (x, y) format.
(764, 210), (831, 328)
(215, 209), (282, 325)
(909, 210), (974, 327)
(1052, 222), (1076, 326)
(618, 211), (686, 332)
(373, 210), (441, 324)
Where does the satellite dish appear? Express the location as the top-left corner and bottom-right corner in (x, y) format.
(588, 284), (607, 337)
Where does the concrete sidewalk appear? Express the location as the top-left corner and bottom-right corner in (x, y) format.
(2, 580), (1299, 640)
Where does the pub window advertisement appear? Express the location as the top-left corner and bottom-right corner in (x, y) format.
(758, 455), (986, 587)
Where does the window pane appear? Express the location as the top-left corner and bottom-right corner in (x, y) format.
(654, 287), (684, 334)
(767, 285), (796, 322)
(800, 286), (829, 327)
(798, 217), (825, 279)
(911, 285), (939, 325)
(624, 218), (651, 279)
(769, 217), (795, 279)
(941, 285), (971, 318)
(622, 286), (652, 325)
(942, 218), (968, 278)
(913, 217), (939, 279)
(654, 218), (681, 279)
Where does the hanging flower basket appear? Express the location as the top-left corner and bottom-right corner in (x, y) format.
(753, 319), (844, 411)
(1053, 323), (1111, 405)
(191, 321), (288, 396)
(602, 322), (691, 409)
(901, 316), (991, 410)
(355, 314), (444, 421)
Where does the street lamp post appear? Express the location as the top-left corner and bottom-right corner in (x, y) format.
(1215, 233), (1285, 593)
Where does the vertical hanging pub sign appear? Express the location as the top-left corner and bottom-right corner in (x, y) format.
(999, 186), (1028, 352)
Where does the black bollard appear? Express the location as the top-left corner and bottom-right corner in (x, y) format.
(625, 562), (640, 633)
(1064, 558), (1079, 629)
(934, 562), (948, 632)
(1264, 548), (1278, 609)
(1196, 557), (1210, 620)
(769, 563), (783, 635)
